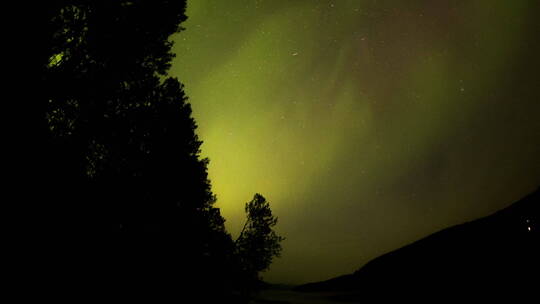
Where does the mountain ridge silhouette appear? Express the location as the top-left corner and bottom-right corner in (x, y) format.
(295, 187), (539, 300)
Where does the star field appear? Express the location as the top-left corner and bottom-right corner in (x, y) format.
(171, 0), (540, 283)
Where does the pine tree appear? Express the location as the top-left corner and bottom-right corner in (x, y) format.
(236, 194), (285, 285)
(37, 1), (234, 300)
(41, 1), (216, 218)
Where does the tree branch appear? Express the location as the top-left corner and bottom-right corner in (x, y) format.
(235, 218), (249, 244)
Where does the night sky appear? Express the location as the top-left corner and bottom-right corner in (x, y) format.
(171, 0), (540, 284)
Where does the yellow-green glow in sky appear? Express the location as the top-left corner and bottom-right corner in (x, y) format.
(171, 0), (540, 284)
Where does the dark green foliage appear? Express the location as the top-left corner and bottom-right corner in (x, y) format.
(236, 194), (285, 281)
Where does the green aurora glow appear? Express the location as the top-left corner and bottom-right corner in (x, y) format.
(171, 0), (540, 283)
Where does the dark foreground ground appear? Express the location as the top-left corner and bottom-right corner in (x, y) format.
(251, 285), (360, 304)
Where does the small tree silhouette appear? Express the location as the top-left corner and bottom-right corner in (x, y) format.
(236, 194), (285, 284)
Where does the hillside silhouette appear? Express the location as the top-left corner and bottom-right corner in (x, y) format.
(296, 187), (539, 301)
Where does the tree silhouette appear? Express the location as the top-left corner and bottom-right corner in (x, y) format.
(236, 194), (285, 284)
(32, 1), (283, 301)
(41, 1), (217, 219)
(34, 1), (239, 301)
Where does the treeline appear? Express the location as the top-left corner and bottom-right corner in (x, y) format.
(30, 1), (283, 302)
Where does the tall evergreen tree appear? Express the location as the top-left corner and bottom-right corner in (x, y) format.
(35, 1), (234, 301)
(42, 1), (216, 219)
(31, 1), (283, 302)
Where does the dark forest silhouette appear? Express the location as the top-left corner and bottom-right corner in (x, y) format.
(30, 1), (283, 302)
